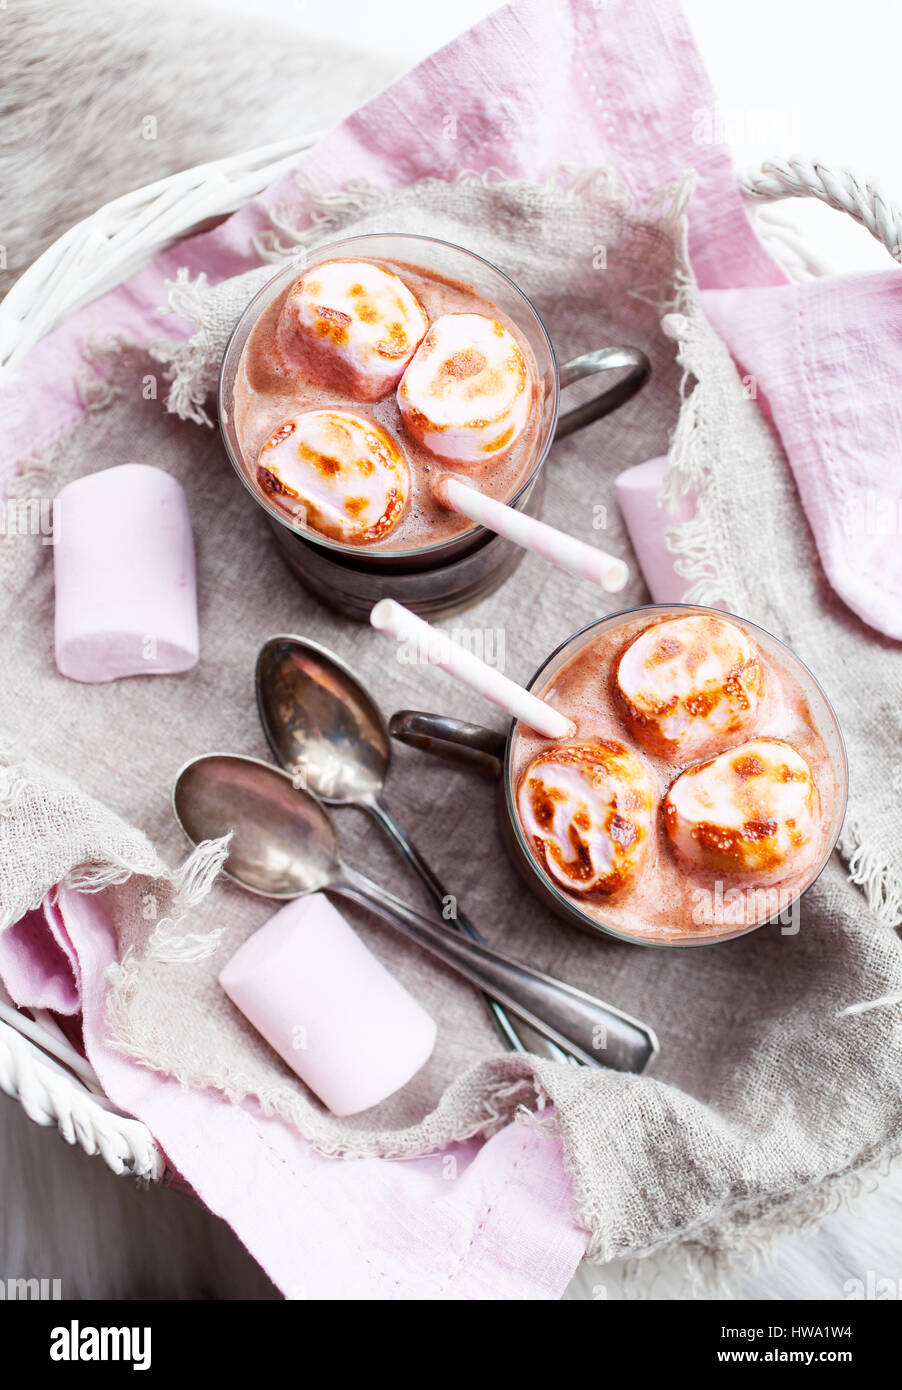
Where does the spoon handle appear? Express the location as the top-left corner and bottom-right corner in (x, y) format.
(335, 866), (659, 1073)
(366, 798), (576, 1066)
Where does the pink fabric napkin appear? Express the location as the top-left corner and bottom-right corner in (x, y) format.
(0, 890), (586, 1299)
(0, 0), (791, 1297)
(0, 903), (79, 1014)
(615, 457), (697, 603)
(702, 271), (902, 640)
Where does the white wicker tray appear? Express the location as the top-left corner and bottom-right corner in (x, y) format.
(0, 147), (898, 1182)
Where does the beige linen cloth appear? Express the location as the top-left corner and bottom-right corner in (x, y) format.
(2, 169), (902, 1269)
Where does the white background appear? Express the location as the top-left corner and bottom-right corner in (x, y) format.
(206, 0), (902, 272)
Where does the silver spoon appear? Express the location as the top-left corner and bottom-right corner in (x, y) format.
(172, 753), (659, 1073)
(254, 633), (572, 1064)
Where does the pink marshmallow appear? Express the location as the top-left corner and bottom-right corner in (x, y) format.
(53, 463), (198, 683)
(615, 457), (694, 603)
(218, 893), (437, 1117)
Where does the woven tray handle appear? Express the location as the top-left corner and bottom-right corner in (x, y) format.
(0, 1018), (164, 1182)
(0, 134), (321, 382)
(740, 157), (902, 264)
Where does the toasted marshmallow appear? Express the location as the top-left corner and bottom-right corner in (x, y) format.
(257, 410), (409, 545)
(397, 313), (533, 466)
(276, 260), (429, 401)
(663, 738), (819, 880)
(517, 740), (656, 897)
(615, 615), (762, 758)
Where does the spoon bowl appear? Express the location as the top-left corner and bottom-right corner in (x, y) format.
(256, 636), (388, 806)
(174, 753), (339, 898)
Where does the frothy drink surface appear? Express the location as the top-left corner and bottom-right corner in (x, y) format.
(510, 614), (839, 944)
(232, 259), (543, 552)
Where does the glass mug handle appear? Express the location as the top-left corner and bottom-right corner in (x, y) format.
(554, 346), (650, 440)
(389, 711), (507, 776)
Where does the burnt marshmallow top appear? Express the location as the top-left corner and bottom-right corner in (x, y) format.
(238, 258), (541, 549)
(511, 613), (834, 939)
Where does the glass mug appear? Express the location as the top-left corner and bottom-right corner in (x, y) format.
(218, 233), (649, 620)
(390, 604), (849, 948)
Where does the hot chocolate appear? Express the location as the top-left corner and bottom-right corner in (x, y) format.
(510, 612), (839, 943)
(232, 257), (543, 553)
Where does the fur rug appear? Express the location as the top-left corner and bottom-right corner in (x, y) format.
(0, 0), (398, 294)
(2, 0), (901, 1301)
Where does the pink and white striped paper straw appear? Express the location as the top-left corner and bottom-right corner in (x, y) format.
(369, 599), (575, 739)
(435, 475), (629, 592)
